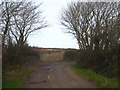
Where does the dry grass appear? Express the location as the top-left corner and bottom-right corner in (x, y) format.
(41, 52), (64, 62)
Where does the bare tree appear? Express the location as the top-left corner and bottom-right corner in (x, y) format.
(0, 2), (47, 47)
(10, 2), (47, 46)
(60, 2), (96, 49)
(0, 2), (23, 47)
(60, 2), (119, 50)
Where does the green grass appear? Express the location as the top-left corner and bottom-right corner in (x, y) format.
(71, 65), (118, 88)
(3, 65), (37, 88)
(41, 54), (52, 62)
(41, 54), (48, 61)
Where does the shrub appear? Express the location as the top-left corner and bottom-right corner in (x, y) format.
(76, 48), (119, 78)
(63, 50), (77, 61)
(3, 44), (40, 70)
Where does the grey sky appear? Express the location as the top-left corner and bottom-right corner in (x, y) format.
(27, 0), (79, 49)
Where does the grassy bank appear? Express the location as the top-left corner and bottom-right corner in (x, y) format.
(71, 65), (118, 88)
(3, 65), (37, 88)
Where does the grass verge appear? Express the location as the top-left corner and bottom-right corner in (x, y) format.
(3, 65), (37, 88)
(71, 65), (118, 88)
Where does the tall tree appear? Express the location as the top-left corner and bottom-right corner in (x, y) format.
(10, 2), (47, 46)
(0, 2), (47, 47)
(60, 2), (119, 50)
(0, 2), (22, 47)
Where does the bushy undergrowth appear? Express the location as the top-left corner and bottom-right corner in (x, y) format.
(64, 47), (119, 78)
(3, 44), (40, 88)
(3, 44), (40, 70)
(77, 49), (119, 78)
(63, 50), (77, 61)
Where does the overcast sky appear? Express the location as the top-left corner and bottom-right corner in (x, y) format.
(27, 0), (79, 49)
